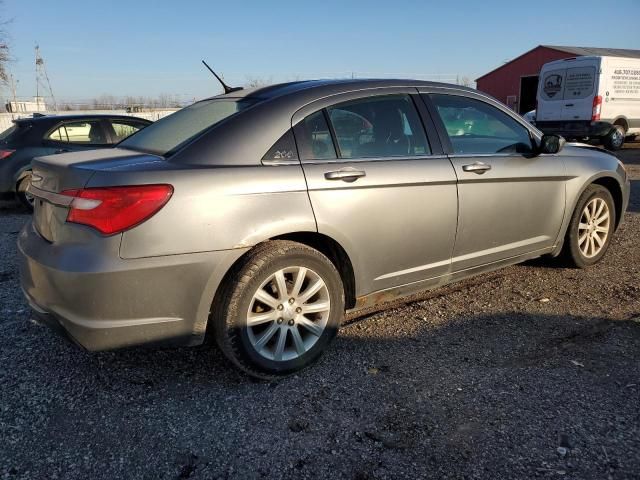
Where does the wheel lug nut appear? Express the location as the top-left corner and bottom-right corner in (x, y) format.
(288, 319), (294, 326)
(296, 307), (302, 313)
(277, 304), (284, 311)
(277, 318), (283, 324)
(289, 298), (295, 304)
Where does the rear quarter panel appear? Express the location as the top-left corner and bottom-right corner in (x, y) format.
(86, 164), (317, 259)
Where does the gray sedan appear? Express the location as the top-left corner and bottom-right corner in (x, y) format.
(18, 79), (630, 378)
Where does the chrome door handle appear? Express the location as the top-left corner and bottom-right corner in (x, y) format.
(324, 168), (366, 182)
(462, 162), (492, 174)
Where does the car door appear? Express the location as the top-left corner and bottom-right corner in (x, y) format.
(293, 90), (458, 297)
(420, 90), (566, 272)
(44, 119), (112, 153)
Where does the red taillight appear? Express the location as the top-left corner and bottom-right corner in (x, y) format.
(0, 149), (15, 160)
(61, 184), (173, 235)
(592, 95), (602, 121)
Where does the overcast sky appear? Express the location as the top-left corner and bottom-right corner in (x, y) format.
(4, 0), (640, 102)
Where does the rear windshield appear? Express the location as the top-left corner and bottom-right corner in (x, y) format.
(119, 98), (258, 156)
(0, 122), (31, 143)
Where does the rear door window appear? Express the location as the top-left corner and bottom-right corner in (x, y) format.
(294, 111), (337, 161)
(429, 94), (533, 155)
(46, 120), (108, 145)
(110, 120), (148, 142)
(326, 95), (430, 159)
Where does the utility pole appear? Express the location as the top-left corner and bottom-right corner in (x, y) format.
(35, 45), (58, 112)
(8, 73), (18, 120)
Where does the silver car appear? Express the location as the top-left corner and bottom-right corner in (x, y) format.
(18, 80), (630, 378)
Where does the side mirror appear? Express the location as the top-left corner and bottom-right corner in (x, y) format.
(538, 134), (566, 155)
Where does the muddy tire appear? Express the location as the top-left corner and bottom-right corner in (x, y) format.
(212, 240), (344, 379)
(562, 184), (616, 268)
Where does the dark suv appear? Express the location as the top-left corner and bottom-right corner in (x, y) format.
(0, 114), (151, 208)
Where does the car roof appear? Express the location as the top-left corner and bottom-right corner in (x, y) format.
(14, 114), (152, 125)
(205, 78), (477, 102)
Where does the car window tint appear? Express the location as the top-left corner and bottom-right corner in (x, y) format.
(327, 95), (430, 159)
(0, 124), (17, 140)
(119, 98), (258, 156)
(263, 129), (298, 161)
(429, 94), (533, 155)
(47, 120), (107, 145)
(111, 121), (146, 142)
(295, 111), (337, 161)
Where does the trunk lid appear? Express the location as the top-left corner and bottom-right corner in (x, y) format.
(30, 148), (166, 242)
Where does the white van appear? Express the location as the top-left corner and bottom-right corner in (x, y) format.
(536, 55), (640, 150)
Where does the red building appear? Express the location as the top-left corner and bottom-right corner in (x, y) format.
(476, 45), (640, 114)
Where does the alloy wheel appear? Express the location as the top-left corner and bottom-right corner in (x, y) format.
(246, 266), (331, 362)
(578, 197), (610, 258)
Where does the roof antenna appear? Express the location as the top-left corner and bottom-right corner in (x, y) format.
(201, 60), (243, 94)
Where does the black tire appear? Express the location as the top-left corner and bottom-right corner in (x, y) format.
(562, 184), (616, 268)
(603, 125), (625, 151)
(212, 240), (345, 379)
(16, 173), (34, 211)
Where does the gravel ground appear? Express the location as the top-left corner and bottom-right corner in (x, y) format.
(1, 145), (639, 480)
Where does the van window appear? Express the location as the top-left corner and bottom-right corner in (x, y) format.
(540, 69), (566, 101)
(564, 67), (596, 100)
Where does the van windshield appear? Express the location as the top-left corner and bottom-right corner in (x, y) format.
(119, 98), (258, 156)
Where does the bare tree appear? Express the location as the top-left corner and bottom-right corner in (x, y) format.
(459, 76), (473, 88)
(245, 76), (273, 88)
(0, 3), (11, 86)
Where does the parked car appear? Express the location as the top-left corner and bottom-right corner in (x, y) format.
(536, 55), (640, 150)
(0, 114), (151, 208)
(18, 80), (630, 378)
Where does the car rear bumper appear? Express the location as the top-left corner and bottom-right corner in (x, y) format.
(536, 120), (613, 139)
(18, 220), (247, 351)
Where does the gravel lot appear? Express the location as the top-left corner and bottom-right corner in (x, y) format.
(1, 144), (639, 480)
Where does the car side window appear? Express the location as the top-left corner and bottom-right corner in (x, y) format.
(327, 95), (430, 159)
(46, 120), (107, 145)
(262, 129), (298, 161)
(429, 94), (533, 155)
(110, 120), (147, 142)
(294, 111), (337, 161)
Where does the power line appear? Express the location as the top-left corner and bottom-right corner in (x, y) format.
(35, 45), (58, 112)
